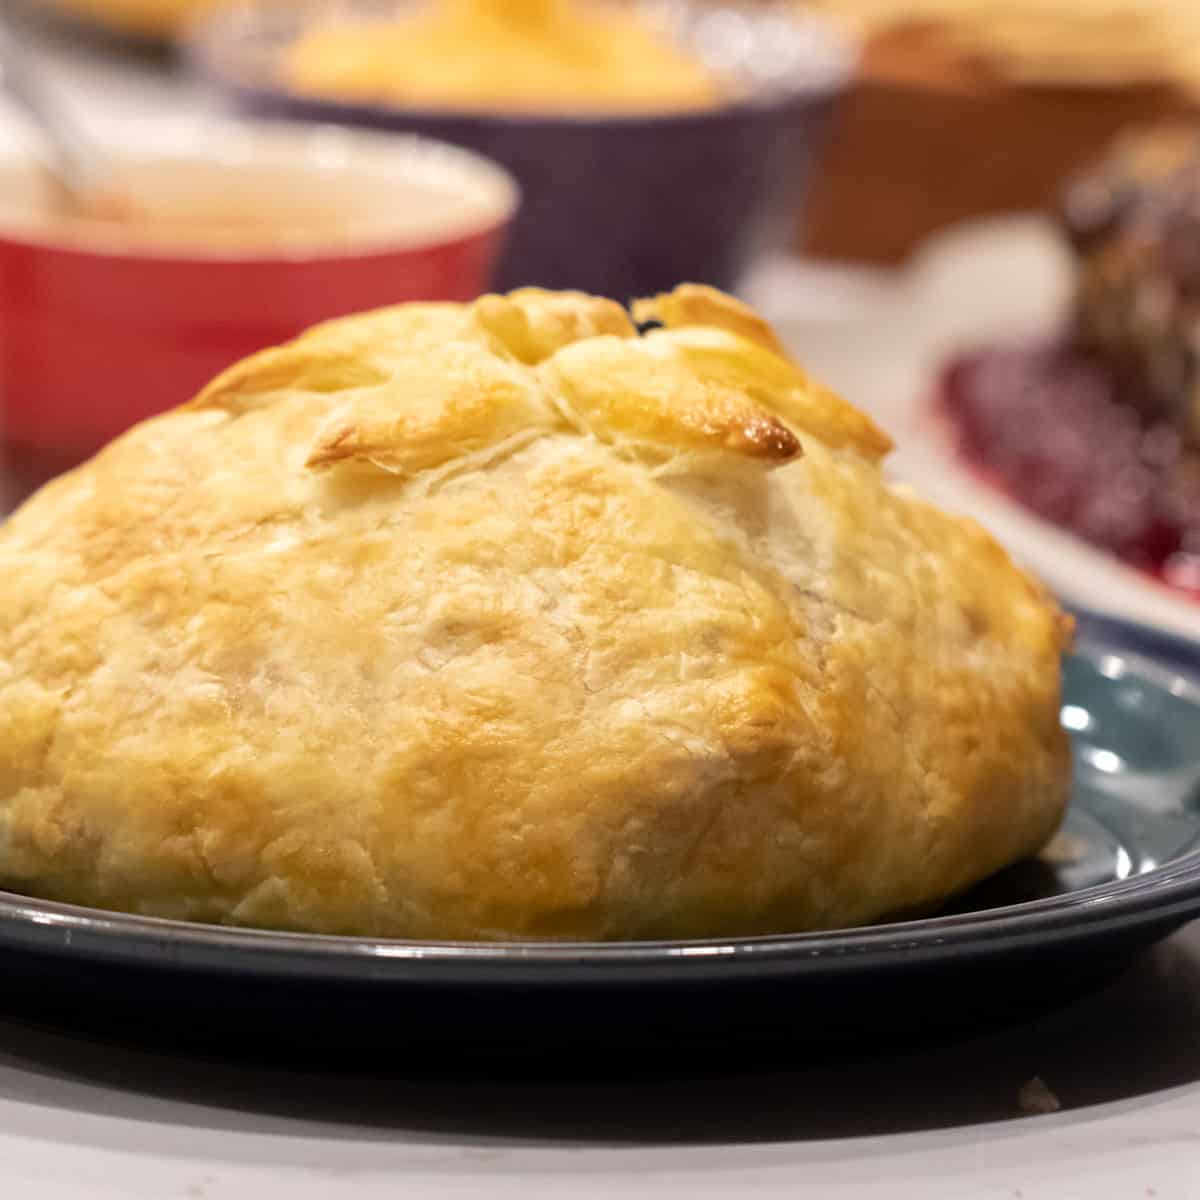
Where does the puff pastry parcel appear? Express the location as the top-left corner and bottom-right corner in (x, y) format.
(0, 286), (1071, 940)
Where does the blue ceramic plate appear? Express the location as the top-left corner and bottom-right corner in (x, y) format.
(0, 612), (1197, 1061)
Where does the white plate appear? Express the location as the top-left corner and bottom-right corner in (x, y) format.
(746, 221), (1200, 645)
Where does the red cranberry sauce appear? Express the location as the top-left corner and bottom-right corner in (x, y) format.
(936, 344), (1200, 599)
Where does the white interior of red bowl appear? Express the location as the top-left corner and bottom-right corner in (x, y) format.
(0, 116), (519, 259)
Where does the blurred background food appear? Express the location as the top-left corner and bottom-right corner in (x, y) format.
(1065, 124), (1200, 441)
(285, 0), (723, 113)
(190, 0), (850, 296)
(807, 0), (1200, 87)
(800, 0), (1200, 262)
(934, 124), (1200, 599)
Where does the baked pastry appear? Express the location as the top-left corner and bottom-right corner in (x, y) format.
(0, 285), (1071, 940)
(800, 0), (1200, 263)
(284, 0), (721, 115)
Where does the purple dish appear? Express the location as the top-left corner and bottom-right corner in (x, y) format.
(187, 0), (853, 298)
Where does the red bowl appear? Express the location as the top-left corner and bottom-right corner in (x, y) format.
(0, 118), (517, 500)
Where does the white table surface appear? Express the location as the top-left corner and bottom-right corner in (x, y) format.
(5, 12), (1200, 1198)
(1, 924), (1200, 1199)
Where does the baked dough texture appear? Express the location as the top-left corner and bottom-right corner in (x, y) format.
(0, 286), (1071, 940)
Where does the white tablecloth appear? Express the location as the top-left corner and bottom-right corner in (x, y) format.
(2, 925), (1200, 1199)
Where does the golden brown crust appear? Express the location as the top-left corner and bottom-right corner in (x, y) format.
(633, 283), (790, 355)
(0, 285), (1071, 940)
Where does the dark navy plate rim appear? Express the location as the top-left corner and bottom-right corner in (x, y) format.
(0, 612), (1198, 980)
(1072, 605), (1200, 670)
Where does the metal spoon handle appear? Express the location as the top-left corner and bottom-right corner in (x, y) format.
(0, 17), (110, 205)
